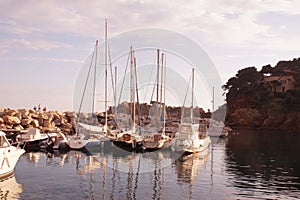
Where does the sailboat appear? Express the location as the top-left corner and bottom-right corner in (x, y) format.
(172, 68), (211, 155)
(207, 87), (228, 138)
(0, 131), (25, 178)
(69, 20), (110, 150)
(141, 50), (172, 151)
(112, 47), (144, 151)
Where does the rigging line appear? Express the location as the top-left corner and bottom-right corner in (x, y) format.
(78, 44), (96, 115)
(134, 56), (141, 134)
(181, 72), (192, 120)
(145, 56), (158, 120)
(117, 48), (131, 106)
(108, 43), (116, 106)
(143, 55), (157, 101)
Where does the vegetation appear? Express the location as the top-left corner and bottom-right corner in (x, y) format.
(222, 57), (300, 128)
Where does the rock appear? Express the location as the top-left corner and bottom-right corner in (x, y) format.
(5, 124), (12, 129)
(65, 111), (76, 118)
(5, 109), (18, 116)
(13, 125), (24, 131)
(20, 110), (30, 119)
(61, 117), (68, 125)
(54, 118), (61, 126)
(0, 117), (4, 124)
(31, 113), (39, 119)
(70, 118), (76, 128)
(21, 119), (32, 126)
(15, 112), (22, 121)
(61, 128), (71, 134)
(61, 123), (72, 130)
(3, 115), (21, 125)
(39, 112), (48, 120)
(31, 119), (39, 128)
(228, 108), (264, 127)
(42, 127), (56, 133)
(43, 120), (55, 128)
(38, 117), (43, 127)
(279, 113), (300, 131)
(46, 112), (54, 121)
(53, 112), (61, 121)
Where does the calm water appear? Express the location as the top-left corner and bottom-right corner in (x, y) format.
(6, 129), (300, 200)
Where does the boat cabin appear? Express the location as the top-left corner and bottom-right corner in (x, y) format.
(0, 131), (10, 148)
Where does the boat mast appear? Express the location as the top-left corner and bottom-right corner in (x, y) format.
(114, 66), (117, 115)
(212, 86), (215, 113)
(133, 51), (136, 134)
(130, 46), (133, 117)
(156, 49), (160, 104)
(191, 68), (194, 123)
(160, 53), (164, 105)
(104, 19), (108, 133)
(130, 47), (136, 133)
(163, 54), (166, 134)
(92, 40), (98, 115)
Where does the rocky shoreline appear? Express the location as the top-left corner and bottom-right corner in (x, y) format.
(226, 108), (300, 131)
(0, 105), (212, 136)
(0, 108), (77, 135)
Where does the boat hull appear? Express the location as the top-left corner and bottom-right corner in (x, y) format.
(172, 136), (211, 155)
(69, 139), (89, 150)
(113, 140), (144, 152)
(0, 147), (25, 179)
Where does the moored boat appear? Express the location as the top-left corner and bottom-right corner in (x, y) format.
(16, 128), (57, 151)
(0, 131), (25, 178)
(171, 68), (211, 155)
(172, 122), (211, 155)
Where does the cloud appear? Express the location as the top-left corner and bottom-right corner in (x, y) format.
(0, 56), (81, 63)
(0, 1), (299, 40)
(0, 38), (72, 54)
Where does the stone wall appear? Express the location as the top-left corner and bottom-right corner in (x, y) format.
(0, 108), (76, 135)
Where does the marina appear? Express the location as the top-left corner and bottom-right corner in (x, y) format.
(9, 128), (300, 200)
(1, 2), (299, 199)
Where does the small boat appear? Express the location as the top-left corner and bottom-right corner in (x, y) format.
(68, 134), (89, 150)
(172, 122), (211, 155)
(0, 131), (25, 178)
(141, 51), (172, 151)
(207, 119), (229, 137)
(16, 128), (57, 151)
(112, 128), (144, 152)
(171, 68), (211, 155)
(52, 132), (70, 151)
(142, 132), (171, 151)
(70, 21), (111, 150)
(78, 123), (110, 148)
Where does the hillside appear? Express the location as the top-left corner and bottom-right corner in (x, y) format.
(223, 58), (300, 131)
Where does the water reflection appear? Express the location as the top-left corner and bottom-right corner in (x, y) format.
(226, 129), (300, 199)
(14, 131), (300, 200)
(175, 150), (210, 183)
(173, 149), (210, 200)
(0, 174), (23, 199)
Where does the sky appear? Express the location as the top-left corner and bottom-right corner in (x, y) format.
(0, 0), (300, 112)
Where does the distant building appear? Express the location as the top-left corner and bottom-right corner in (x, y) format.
(263, 75), (295, 93)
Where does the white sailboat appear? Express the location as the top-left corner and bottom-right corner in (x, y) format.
(69, 39), (100, 150)
(0, 131), (25, 178)
(113, 47), (144, 151)
(208, 87), (228, 137)
(69, 20), (110, 149)
(141, 50), (172, 151)
(172, 68), (211, 155)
